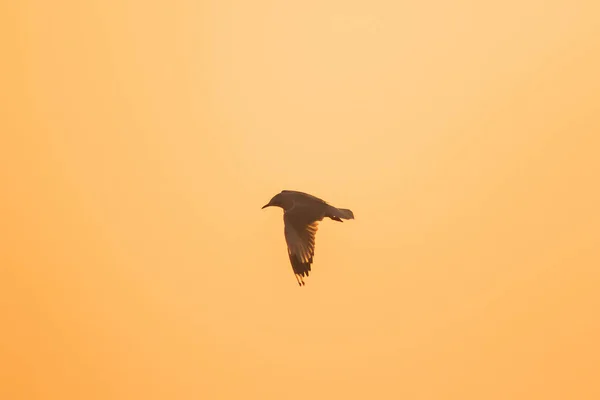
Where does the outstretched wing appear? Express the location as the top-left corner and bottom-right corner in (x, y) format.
(283, 210), (320, 283)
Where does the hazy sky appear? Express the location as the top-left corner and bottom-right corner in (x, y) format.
(3, 1), (600, 399)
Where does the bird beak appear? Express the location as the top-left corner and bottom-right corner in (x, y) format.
(261, 203), (270, 209)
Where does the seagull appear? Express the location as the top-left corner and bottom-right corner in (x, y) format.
(262, 190), (354, 286)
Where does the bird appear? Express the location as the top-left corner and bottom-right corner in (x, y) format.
(261, 190), (354, 286)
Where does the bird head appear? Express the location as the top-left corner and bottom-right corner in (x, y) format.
(261, 193), (283, 209)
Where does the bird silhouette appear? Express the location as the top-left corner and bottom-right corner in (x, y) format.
(262, 190), (354, 286)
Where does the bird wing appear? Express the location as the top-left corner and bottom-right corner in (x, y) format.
(283, 209), (320, 278)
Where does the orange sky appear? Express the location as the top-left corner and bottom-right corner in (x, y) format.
(2, 1), (600, 399)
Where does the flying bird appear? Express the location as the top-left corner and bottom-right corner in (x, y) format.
(262, 190), (354, 286)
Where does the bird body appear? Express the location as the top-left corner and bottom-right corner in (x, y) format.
(262, 190), (354, 286)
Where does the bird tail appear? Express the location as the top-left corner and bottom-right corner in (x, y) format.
(328, 207), (354, 222)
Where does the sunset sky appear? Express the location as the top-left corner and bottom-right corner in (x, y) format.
(2, 1), (600, 399)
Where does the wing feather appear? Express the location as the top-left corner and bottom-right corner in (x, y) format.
(284, 211), (320, 278)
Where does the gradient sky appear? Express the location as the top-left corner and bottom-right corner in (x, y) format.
(2, 1), (600, 399)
